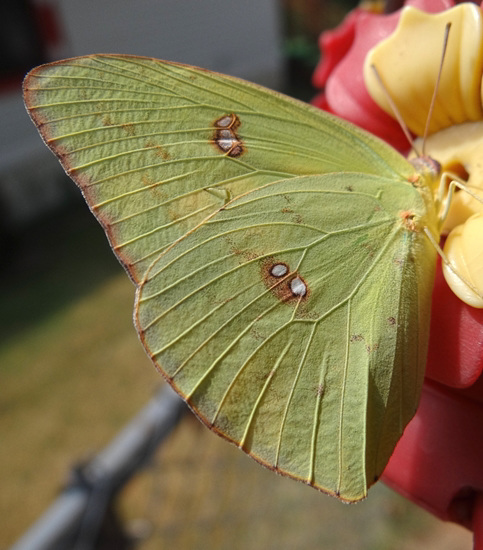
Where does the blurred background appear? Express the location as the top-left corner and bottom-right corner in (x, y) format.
(0, 0), (474, 548)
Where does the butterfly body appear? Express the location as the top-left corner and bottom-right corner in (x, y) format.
(24, 55), (441, 501)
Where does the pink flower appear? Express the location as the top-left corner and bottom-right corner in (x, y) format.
(312, 0), (483, 529)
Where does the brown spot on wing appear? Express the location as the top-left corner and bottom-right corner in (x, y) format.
(141, 174), (154, 186)
(222, 234), (260, 263)
(366, 343), (379, 353)
(121, 123), (136, 136)
(141, 173), (166, 201)
(260, 258), (309, 304)
(212, 113), (245, 158)
(144, 141), (171, 160)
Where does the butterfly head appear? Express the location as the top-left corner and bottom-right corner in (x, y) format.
(409, 156), (441, 184)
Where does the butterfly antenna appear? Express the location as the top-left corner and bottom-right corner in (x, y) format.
(421, 22), (451, 156)
(370, 64), (420, 157)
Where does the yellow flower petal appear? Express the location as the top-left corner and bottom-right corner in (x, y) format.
(364, 4), (483, 136)
(412, 121), (483, 234)
(443, 213), (483, 308)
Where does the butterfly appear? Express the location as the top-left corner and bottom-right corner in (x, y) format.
(23, 54), (443, 502)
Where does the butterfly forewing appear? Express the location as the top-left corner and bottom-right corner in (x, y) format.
(24, 55), (414, 283)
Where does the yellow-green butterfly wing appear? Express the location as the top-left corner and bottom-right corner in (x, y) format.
(137, 174), (437, 501)
(23, 55), (440, 501)
(23, 55), (415, 282)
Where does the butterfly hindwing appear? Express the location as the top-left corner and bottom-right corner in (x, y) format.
(23, 55), (415, 282)
(135, 173), (437, 501)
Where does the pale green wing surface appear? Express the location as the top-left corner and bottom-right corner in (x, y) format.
(135, 173), (437, 501)
(23, 55), (415, 282)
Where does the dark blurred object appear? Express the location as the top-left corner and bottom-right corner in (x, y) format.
(10, 386), (185, 550)
(279, 0), (358, 99)
(0, 0), (62, 90)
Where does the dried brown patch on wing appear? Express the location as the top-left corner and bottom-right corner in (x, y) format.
(46, 142), (73, 170)
(144, 140), (170, 160)
(121, 123), (136, 136)
(139, 173), (166, 202)
(365, 343), (379, 353)
(24, 103), (53, 142)
(221, 233), (261, 263)
(141, 173), (154, 186)
(315, 384), (325, 397)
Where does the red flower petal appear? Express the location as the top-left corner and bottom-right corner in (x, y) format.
(427, 257), (483, 388)
(312, 8), (360, 89)
(383, 380), (483, 527)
